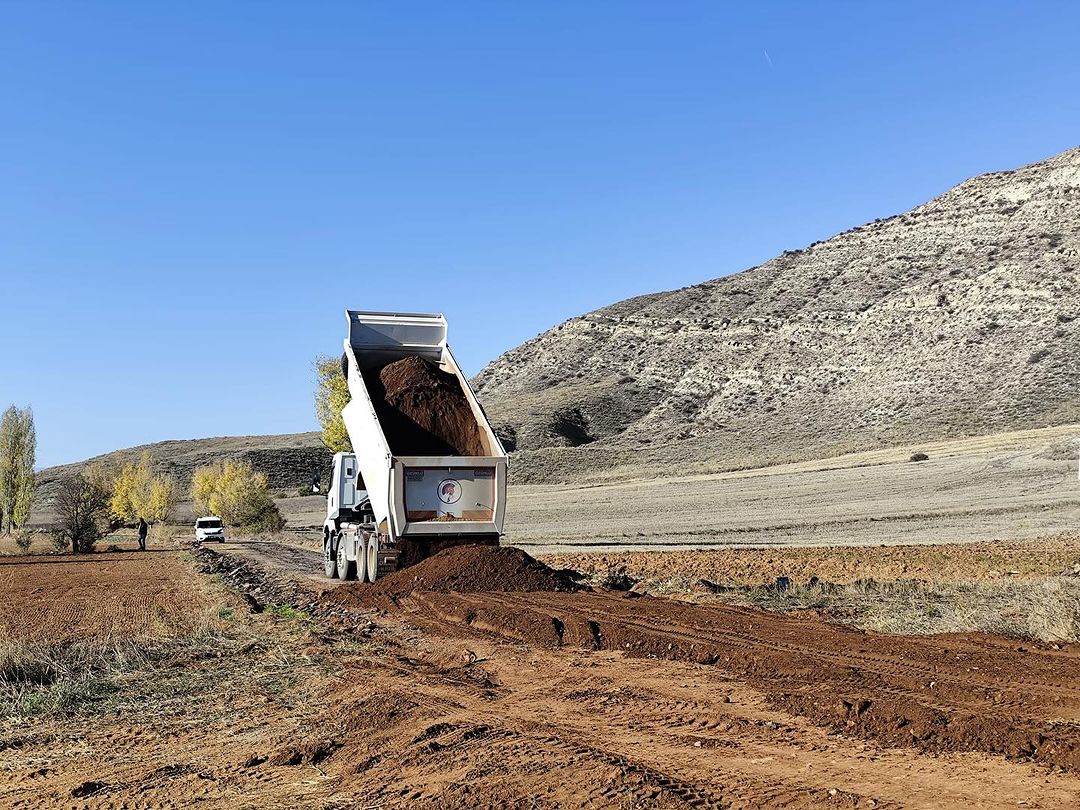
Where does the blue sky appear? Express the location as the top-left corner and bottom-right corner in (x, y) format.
(2, 1), (1079, 468)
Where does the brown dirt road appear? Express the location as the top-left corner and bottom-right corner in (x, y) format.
(5, 541), (1080, 808)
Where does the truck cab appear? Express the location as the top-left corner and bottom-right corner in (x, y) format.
(321, 453), (373, 529)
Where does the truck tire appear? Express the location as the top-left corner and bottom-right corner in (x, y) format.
(355, 533), (369, 583)
(340, 352), (349, 380)
(365, 534), (379, 583)
(336, 535), (355, 580)
(324, 533), (339, 578)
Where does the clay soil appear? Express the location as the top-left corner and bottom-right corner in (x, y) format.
(0, 551), (208, 642)
(364, 355), (488, 457)
(331, 545), (577, 607)
(7, 542), (1080, 808)
(540, 534), (1080, 587)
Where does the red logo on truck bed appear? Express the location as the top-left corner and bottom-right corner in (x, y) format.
(438, 479), (462, 504)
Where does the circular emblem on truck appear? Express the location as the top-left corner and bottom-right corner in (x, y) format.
(438, 479), (462, 504)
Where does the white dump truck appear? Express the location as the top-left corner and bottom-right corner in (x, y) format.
(322, 310), (509, 581)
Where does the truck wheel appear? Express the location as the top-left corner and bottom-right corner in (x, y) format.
(336, 535), (356, 580)
(324, 534), (339, 579)
(365, 534), (379, 583)
(355, 534), (369, 583)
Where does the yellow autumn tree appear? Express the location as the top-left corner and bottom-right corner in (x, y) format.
(191, 465), (218, 519)
(190, 459), (284, 532)
(111, 450), (177, 524)
(147, 476), (176, 522)
(314, 355), (352, 453)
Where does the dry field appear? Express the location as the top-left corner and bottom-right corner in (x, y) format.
(5, 540), (1080, 808)
(505, 424), (1080, 553)
(541, 535), (1080, 642)
(0, 552), (208, 643)
(542, 533), (1080, 586)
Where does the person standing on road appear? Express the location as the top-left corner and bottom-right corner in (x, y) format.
(137, 518), (148, 551)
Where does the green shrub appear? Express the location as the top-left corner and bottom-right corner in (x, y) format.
(264, 604), (307, 621)
(13, 531), (32, 554)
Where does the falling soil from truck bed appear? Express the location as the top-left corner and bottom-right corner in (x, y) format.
(363, 356), (489, 457)
(330, 545), (577, 610)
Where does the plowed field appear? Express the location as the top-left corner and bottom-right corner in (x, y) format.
(0, 551), (206, 642)
(541, 534), (1080, 586)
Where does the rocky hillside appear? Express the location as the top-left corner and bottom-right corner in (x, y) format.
(474, 146), (1080, 483)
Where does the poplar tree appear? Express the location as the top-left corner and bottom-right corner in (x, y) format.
(315, 355), (352, 453)
(0, 405), (37, 533)
(111, 450), (177, 524)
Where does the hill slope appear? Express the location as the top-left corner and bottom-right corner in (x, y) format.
(473, 146), (1080, 482)
(36, 433), (330, 508)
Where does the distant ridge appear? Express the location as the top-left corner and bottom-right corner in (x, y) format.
(473, 146), (1080, 482)
(36, 432), (330, 507)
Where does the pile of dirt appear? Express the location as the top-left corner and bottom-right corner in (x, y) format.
(332, 545), (577, 609)
(363, 356), (488, 457)
(396, 545), (575, 593)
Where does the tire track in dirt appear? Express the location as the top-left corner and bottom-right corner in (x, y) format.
(394, 719), (737, 808)
(401, 588), (1080, 771)
(324, 634), (1056, 809)
(417, 588), (1079, 707)
(551, 593), (1080, 721)
(343, 699), (890, 809)
(153, 539), (1080, 808)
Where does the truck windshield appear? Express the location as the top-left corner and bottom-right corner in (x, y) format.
(197, 519), (222, 529)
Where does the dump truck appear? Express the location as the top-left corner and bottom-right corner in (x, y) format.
(322, 310), (509, 581)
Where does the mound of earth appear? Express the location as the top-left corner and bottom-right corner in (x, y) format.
(332, 545), (577, 609)
(363, 356), (489, 457)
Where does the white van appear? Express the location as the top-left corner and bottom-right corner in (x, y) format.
(195, 516), (226, 543)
